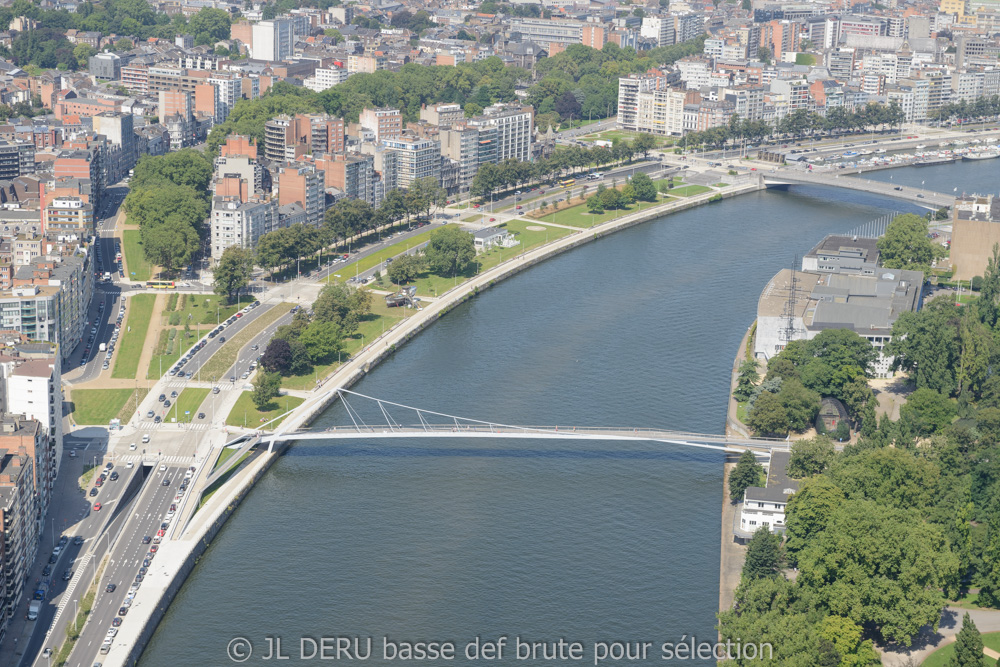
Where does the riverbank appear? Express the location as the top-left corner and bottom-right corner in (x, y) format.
(100, 178), (764, 666)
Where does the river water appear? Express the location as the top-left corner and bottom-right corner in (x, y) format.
(140, 164), (994, 666)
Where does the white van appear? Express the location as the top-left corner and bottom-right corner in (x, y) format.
(142, 434), (150, 444)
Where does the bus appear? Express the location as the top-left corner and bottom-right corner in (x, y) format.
(559, 178), (576, 188)
(146, 280), (176, 289)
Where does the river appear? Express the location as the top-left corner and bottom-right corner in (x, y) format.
(139, 163), (992, 666)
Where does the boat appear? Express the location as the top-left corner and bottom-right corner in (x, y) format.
(962, 152), (1000, 161)
(914, 157), (955, 166)
(916, 144), (927, 149)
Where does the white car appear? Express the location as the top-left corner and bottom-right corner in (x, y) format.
(159, 464), (166, 472)
(126, 461), (135, 468)
(129, 443), (137, 450)
(106, 628), (118, 638)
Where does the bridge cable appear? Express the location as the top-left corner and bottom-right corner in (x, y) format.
(338, 390), (366, 432)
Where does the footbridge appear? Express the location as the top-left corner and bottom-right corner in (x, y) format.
(762, 170), (953, 208)
(251, 389), (791, 455)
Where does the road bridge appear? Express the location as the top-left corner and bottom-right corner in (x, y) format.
(259, 389), (790, 455)
(762, 170), (953, 208)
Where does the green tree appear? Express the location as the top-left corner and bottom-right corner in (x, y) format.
(73, 43), (96, 68)
(140, 217), (201, 273)
(312, 283), (372, 334)
(777, 378), (821, 432)
(631, 133), (656, 158)
(876, 213), (936, 270)
(425, 225), (476, 277)
(886, 299), (963, 395)
(251, 370), (281, 410)
(387, 253), (424, 284)
(298, 320), (345, 364)
(733, 359), (759, 402)
(742, 526), (780, 580)
(131, 149), (213, 193)
(729, 449), (765, 502)
(828, 447), (940, 511)
(788, 436), (835, 478)
(188, 7), (231, 46)
(819, 616), (881, 667)
(797, 499), (960, 645)
(785, 476), (844, 559)
(746, 389), (789, 436)
(978, 521), (1000, 608)
(629, 171), (658, 202)
(213, 246), (254, 302)
(951, 612), (988, 667)
(899, 387), (957, 437)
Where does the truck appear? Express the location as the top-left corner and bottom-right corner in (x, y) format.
(27, 599), (41, 620)
(99, 343), (107, 352)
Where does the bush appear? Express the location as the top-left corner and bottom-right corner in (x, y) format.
(168, 312), (181, 326)
(972, 275), (983, 291)
(165, 293), (178, 311)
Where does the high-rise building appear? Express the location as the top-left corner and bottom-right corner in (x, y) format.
(617, 74), (669, 132)
(251, 19), (294, 62)
(467, 104), (533, 162)
(277, 163), (326, 227)
(382, 136), (441, 189)
(360, 108), (403, 144)
(211, 195), (278, 260)
(324, 152), (378, 206)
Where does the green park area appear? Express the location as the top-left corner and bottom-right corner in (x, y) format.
(169, 388), (210, 423)
(112, 294), (156, 379)
(146, 294), (241, 379)
(581, 129), (674, 148)
(529, 196), (672, 229)
(200, 304), (295, 381)
(226, 391), (304, 429)
(279, 298), (404, 390)
(122, 229), (153, 282)
(323, 225), (458, 285)
(70, 388), (148, 425)
(921, 631), (1000, 667)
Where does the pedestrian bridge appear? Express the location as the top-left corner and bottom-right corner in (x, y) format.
(254, 389), (790, 455)
(762, 170), (953, 208)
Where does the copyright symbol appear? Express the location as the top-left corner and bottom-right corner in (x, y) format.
(228, 637), (252, 662)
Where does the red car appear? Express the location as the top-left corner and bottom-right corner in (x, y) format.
(156, 529), (166, 537)
(490, 217), (496, 222)
(516, 205), (523, 210)
(473, 204), (480, 208)
(93, 503), (102, 511)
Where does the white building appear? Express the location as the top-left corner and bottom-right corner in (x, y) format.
(304, 67), (349, 92)
(251, 19), (294, 62)
(210, 196), (277, 260)
(737, 451), (797, 541)
(468, 104), (533, 163)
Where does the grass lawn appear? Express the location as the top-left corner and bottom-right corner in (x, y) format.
(122, 229), (154, 282)
(117, 387), (149, 423)
(146, 325), (213, 380)
(199, 451), (253, 510)
(581, 129), (674, 147)
(737, 401), (749, 424)
(171, 294), (240, 326)
(393, 220), (574, 298)
(921, 631), (1000, 667)
(112, 293), (156, 379)
(323, 225), (457, 284)
(669, 184), (713, 197)
(462, 215), (481, 223)
(170, 388), (210, 423)
(226, 391), (304, 429)
(79, 463), (98, 490)
(713, 182), (730, 187)
(199, 304), (294, 381)
(529, 197), (669, 228)
(279, 300), (403, 390)
(213, 446), (241, 472)
(70, 388), (134, 425)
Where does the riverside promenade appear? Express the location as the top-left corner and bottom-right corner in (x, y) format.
(96, 178), (765, 666)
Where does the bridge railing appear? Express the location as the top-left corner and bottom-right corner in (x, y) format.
(276, 423), (791, 444)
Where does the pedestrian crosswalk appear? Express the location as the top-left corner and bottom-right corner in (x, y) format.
(116, 454), (193, 464)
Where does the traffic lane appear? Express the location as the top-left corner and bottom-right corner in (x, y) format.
(72, 466), (183, 667)
(73, 287), (124, 380)
(219, 310), (294, 383)
(27, 464), (138, 665)
(180, 303), (273, 376)
(313, 222), (445, 282)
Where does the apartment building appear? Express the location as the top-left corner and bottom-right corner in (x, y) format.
(618, 74), (670, 132)
(360, 107), (403, 144)
(42, 197), (93, 235)
(511, 18), (584, 45)
(0, 142), (35, 181)
(634, 87), (689, 136)
(467, 104), (533, 162)
(277, 163), (325, 227)
(323, 152), (378, 206)
(210, 195), (278, 260)
(0, 439), (39, 634)
(252, 19), (295, 62)
(382, 136), (441, 189)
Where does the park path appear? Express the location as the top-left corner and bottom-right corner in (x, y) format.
(132, 293), (166, 385)
(882, 607), (1000, 666)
